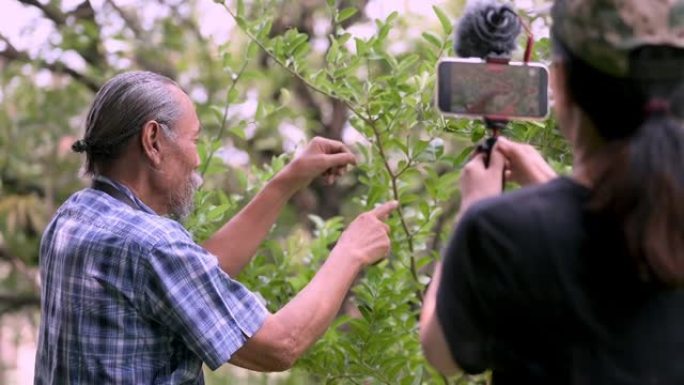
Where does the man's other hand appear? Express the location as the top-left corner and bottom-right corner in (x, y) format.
(281, 137), (357, 190)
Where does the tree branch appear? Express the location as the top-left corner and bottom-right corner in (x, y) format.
(68, 1), (106, 68)
(104, 0), (145, 39)
(17, 0), (66, 26)
(0, 293), (40, 314)
(41, 60), (101, 91)
(0, 34), (101, 91)
(0, 248), (40, 315)
(0, 242), (39, 290)
(16, 0), (107, 72)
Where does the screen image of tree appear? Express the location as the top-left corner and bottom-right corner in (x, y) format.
(449, 63), (545, 117)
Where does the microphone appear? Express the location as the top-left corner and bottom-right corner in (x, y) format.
(452, 1), (523, 168)
(454, 1), (521, 59)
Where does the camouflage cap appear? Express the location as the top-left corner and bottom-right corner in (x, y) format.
(552, 0), (684, 77)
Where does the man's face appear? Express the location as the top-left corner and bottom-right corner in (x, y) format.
(163, 87), (203, 221)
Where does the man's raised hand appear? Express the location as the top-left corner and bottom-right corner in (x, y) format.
(282, 137), (357, 191)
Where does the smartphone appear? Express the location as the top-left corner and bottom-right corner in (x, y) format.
(436, 58), (550, 120)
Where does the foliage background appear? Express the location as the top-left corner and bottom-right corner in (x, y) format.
(0, 0), (567, 384)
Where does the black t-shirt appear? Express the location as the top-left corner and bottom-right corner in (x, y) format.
(437, 177), (684, 385)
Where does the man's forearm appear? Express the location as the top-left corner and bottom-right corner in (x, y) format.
(272, 247), (363, 358)
(228, 247), (364, 371)
(202, 173), (298, 277)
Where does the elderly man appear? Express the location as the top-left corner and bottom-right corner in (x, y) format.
(35, 71), (397, 384)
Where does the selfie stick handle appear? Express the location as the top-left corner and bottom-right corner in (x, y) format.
(476, 118), (505, 192)
(478, 54), (510, 168)
(479, 117), (507, 167)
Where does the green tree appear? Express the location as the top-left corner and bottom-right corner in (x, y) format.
(192, 1), (569, 384)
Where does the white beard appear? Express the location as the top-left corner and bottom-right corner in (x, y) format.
(169, 171), (203, 222)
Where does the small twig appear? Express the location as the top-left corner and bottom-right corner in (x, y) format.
(394, 157), (413, 178)
(364, 106), (420, 293)
(199, 60), (249, 179)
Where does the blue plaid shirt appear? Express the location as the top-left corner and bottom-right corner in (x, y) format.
(35, 177), (268, 384)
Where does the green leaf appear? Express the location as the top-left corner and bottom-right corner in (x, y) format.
(411, 366), (424, 385)
(386, 11), (399, 25)
(247, 41), (259, 58)
(326, 38), (340, 64)
(209, 105), (225, 125)
(229, 122), (247, 140)
(235, 15), (247, 29)
(338, 7), (357, 23)
(207, 205), (225, 221)
(257, 20), (273, 40)
(227, 88), (239, 104)
(289, 36), (309, 59)
(337, 32), (352, 46)
(279, 88), (291, 105)
(422, 32), (442, 48)
(378, 22), (391, 40)
(433, 6), (453, 35)
(397, 54), (419, 73)
(454, 145), (474, 165)
(355, 38), (368, 56)
(292, 33), (308, 46)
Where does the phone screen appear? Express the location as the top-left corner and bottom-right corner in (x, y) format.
(437, 59), (549, 120)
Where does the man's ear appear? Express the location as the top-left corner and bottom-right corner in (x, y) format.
(140, 121), (163, 168)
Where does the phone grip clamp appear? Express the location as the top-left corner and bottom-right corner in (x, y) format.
(476, 56), (511, 168)
(477, 119), (507, 168)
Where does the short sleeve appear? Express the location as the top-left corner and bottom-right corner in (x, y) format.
(140, 237), (268, 370)
(436, 204), (517, 374)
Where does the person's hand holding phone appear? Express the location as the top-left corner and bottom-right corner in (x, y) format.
(495, 137), (557, 186)
(458, 147), (506, 214)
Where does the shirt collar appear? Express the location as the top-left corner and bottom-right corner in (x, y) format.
(92, 175), (157, 215)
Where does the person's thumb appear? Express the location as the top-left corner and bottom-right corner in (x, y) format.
(487, 143), (507, 174)
(493, 136), (513, 155)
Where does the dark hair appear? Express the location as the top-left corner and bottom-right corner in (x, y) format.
(552, 36), (684, 286)
(72, 71), (181, 175)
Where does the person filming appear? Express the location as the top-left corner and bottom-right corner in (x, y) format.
(420, 0), (684, 383)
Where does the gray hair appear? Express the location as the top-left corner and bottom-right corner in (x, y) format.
(72, 71), (181, 175)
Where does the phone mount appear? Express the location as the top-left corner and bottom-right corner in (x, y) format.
(477, 19), (535, 168)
